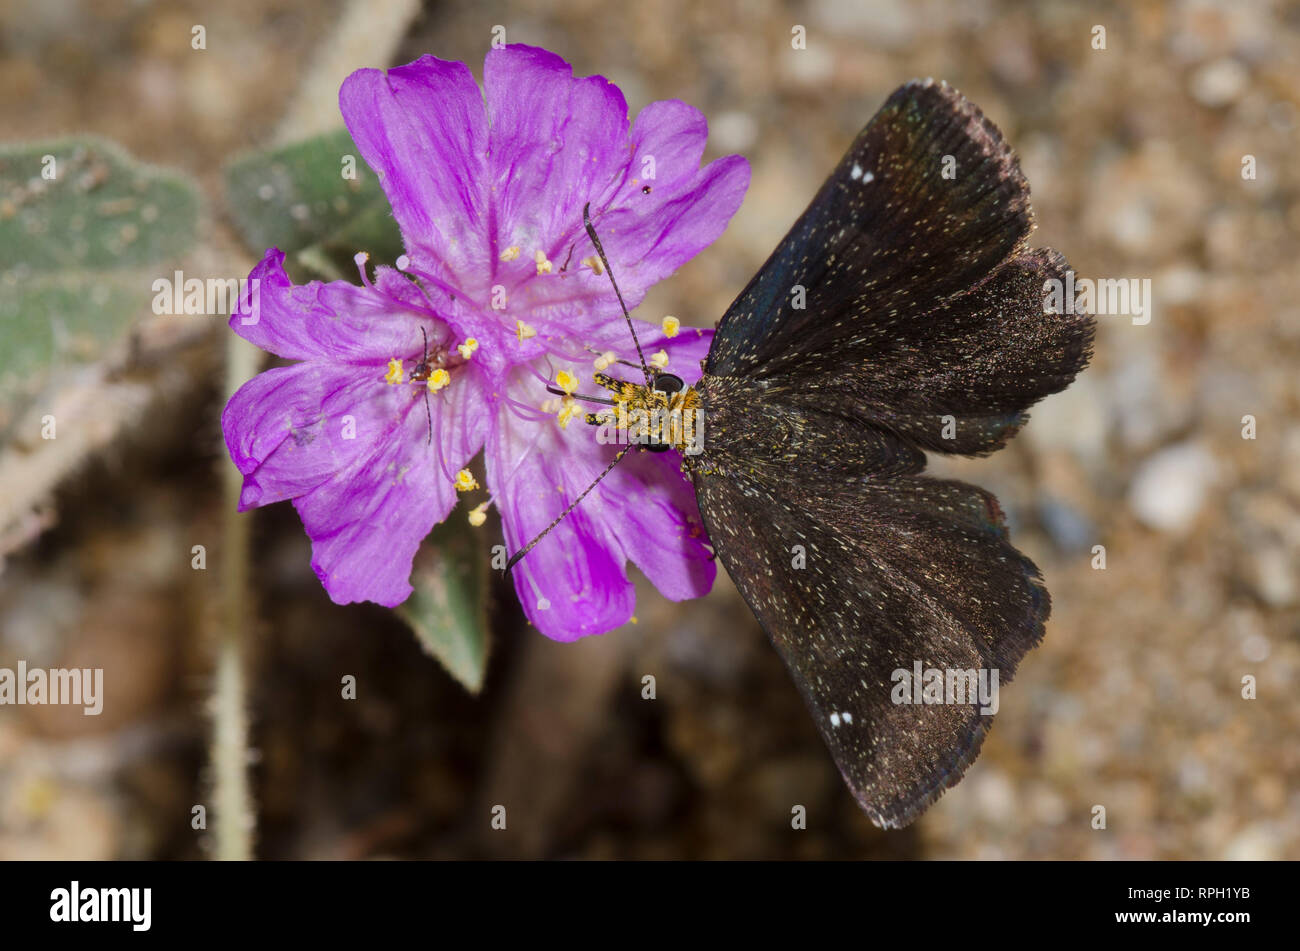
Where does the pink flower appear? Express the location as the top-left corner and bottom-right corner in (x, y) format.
(222, 46), (749, 639)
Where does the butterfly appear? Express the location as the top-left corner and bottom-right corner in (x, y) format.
(511, 79), (1095, 828)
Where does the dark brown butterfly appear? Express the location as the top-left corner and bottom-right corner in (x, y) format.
(513, 80), (1094, 827)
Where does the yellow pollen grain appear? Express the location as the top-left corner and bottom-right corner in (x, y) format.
(458, 337), (479, 359)
(650, 349), (669, 369)
(455, 469), (479, 492)
(384, 358), (404, 385)
(555, 369), (578, 395)
(468, 501), (490, 527)
(535, 249), (553, 275)
(500, 245), (521, 261)
(582, 255), (604, 275)
(661, 315), (681, 338)
(428, 368), (451, 392)
(516, 320), (537, 340)
(593, 350), (616, 371)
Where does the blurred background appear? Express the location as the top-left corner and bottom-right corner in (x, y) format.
(0, 0), (1297, 859)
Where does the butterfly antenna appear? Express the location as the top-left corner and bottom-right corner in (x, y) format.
(546, 384), (618, 406)
(504, 446), (632, 577)
(583, 202), (652, 386)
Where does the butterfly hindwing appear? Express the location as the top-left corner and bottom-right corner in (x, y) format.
(693, 466), (1048, 828)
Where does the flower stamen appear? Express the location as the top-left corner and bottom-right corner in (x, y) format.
(555, 369), (578, 396)
(385, 358), (404, 384)
(354, 251), (375, 290)
(467, 500), (492, 527)
(454, 469), (480, 492)
(556, 397), (581, 430)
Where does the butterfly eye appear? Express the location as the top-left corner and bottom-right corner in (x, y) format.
(652, 372), (684, 395)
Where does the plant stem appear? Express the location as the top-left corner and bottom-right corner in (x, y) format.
(208, 0), (419, 861)
(213, 333), (258, 860)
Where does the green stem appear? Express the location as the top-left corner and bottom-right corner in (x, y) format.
(207, 0), (419, 861)
(213, 333), (258, 860)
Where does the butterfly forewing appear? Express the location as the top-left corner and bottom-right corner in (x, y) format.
(802, 246), (1095, 455)
(705, 79), (1034, 382)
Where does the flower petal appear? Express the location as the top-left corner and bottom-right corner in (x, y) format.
(597, 449), (716, 602)
(484, 45), (631, 255)
(584, 153), (750, 305)
(222, 362), (394, 509)
(292, 363), (488, 607)
(486, 373), (636, 640)
(230, 249), (444, 364)
(611, 99), (713, 204)
(501, 103), (750, 329)
(339, 55), (490, 280)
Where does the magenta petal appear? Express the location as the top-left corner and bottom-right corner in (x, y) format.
(589, 154), (751, 305)
(222, 362), (394, 509)
(614, 99), (711, 202)
(230, 249), (441, 364)
(486, 390), (634, 640)
(340, 55), (490, 279)
(294, 442), (445, 607)
(598, 449), (716, 602)
(483, 45), (631, 248)
(292, 365), (489, 607)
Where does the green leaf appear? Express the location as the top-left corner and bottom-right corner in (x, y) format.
(0, 137), (200, 427)
(396, 518), (491, 694)
(1, 137), (200, 274)
(223, 129), (405, 279)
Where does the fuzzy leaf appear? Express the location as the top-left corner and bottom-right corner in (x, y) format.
(224, 129), (404, 279)
(0, 137), (200, 430)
